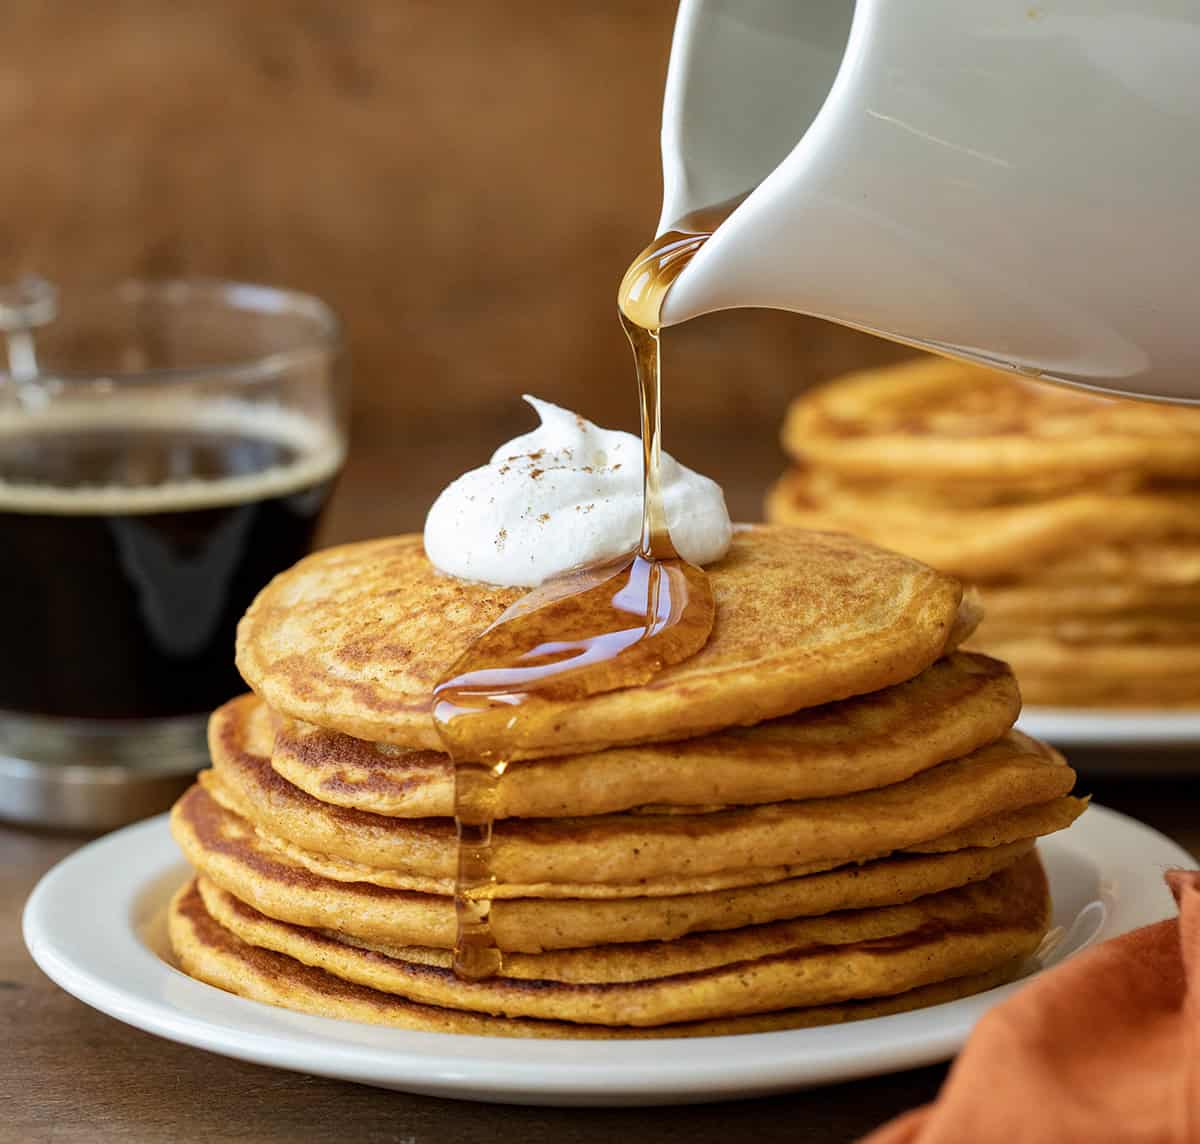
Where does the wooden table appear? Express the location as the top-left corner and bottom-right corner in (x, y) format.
(3, 771), (1196, 1144)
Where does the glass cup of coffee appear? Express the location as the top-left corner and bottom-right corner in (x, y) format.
(0, 277), (347, 829)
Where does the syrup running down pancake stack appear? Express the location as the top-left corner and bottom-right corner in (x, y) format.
(767, 357), (1200, 708)
(168, 525), (1085, 1037)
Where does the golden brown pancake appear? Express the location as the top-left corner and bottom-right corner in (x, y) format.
(767, 467), (1200, 583)
(780, 356), (1200, 484)
(767, 466), (1200, 707)
(236, 526), (974, 756)
(171, 782), (1058, 951)
(265, 652), (1020, 818)
(216, 780), (1082, 895)
(988, 539), (1200, 589)
(968, 634), (1200, 707)
(198, 854), (1046, 990)
(169, 880), (1026, 1038)
(246, 786), (1083, 899)
(975, 611), (1200, 647)
(176, 853), (1048, 1028)
(978, 581), (1200, 623)
(205, 704), (1077, 888)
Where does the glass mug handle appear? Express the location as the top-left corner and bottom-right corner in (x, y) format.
(0, 275), (57, 385)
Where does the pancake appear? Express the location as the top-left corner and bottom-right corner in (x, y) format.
(266, 652), (1020, 818)
(247, 786), (1083, 898)
(784, 469), (1152, 512)
(206, 704), (1076, 888)
(780, 356), (1200, 484)
(235, 526), (974, 756)
(897, 798), (1085, 853)
(970, 635), (1200, 707)
(180, 853), (1048, 1027)
(989, 539), (1200, 589)
(767, 467), (1200, 582)
(207, 790), (892, 899)
(169, 880), (1026, 1038)
(198, 848), (1046, 988)
(172, 782), (1058, 950)
(975, 612), (1200, 647)
(978, 581), (1200, 623)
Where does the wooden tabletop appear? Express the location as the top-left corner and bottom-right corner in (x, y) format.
(3, 770), (1196, 1144)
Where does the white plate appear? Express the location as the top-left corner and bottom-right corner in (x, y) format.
(23, 806), (1193, 1107)
(1017, 707), (1200, 759)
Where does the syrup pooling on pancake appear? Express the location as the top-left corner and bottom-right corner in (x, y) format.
(434, 203), (737, 980)
(434, 554), (715, 977)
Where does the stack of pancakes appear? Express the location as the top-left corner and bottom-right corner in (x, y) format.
(768, 357), (1200, 708)
(168, 526), (1085, 1037)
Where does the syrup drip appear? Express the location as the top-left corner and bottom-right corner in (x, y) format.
(434, 199), (739, 981)
(433, 552), (713, 978)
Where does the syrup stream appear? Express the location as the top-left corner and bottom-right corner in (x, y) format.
(435, 201), (738, 980)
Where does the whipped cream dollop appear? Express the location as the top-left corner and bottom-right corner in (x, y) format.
(424, 396), (732, 587)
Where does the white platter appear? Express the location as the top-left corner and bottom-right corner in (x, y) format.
(23, 806), (1193, 1107)
(1017, 707), (1200, 762)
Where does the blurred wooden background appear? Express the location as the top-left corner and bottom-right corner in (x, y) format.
(0, 0), (908, 537)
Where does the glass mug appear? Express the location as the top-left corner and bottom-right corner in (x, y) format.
(0, 278), (347, 828)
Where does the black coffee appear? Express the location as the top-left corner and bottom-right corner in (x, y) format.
(0, 420), (339, 719)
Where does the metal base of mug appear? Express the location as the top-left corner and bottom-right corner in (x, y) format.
(0, 711), (207, 831)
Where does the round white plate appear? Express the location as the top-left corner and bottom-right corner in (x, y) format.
(1017, 707), (1200, 761)
(23, 806), (1193, 1107)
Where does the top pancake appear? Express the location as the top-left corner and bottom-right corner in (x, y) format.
(782, 356), (1200, 484)
(237, 525), (971, 756)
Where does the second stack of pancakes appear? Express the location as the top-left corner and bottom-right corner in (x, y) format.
(768, 357), (1200, 708)
(170, 526), (1085, 1037)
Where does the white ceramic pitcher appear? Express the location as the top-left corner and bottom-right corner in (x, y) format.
(656, 0), (1200, 402)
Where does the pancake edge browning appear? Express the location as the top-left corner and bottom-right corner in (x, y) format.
(171, 781), (1081, 951)
(196, 849), (1046, 990)
(780, 357), (1200, 482)
(174, 857), (1048, 1028)
(265, 652), (1021, 819)
(169, 880), (1026, 1038)
(767, 468), (1200, 583)
(204, 715), (1077, 886)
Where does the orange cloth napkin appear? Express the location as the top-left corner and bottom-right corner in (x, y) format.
(863, 870), (1200, 1144)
